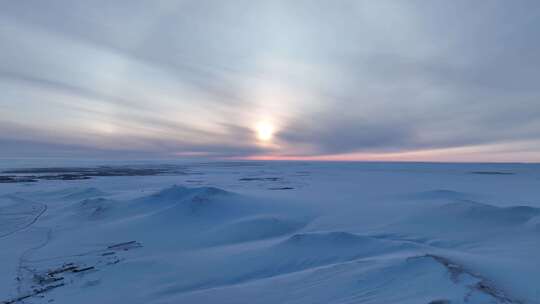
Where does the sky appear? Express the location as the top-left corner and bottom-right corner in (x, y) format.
(1, 0), (540, 162)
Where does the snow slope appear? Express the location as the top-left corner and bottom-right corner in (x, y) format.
(0, 161), (539, 303)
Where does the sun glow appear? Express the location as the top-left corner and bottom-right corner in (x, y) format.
(255, 122), (275, 142)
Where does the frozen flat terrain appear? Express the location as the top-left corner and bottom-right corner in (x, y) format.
(1, 161), (539, 304)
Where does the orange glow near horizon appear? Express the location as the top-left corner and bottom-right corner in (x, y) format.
(235, 144), (540, 163)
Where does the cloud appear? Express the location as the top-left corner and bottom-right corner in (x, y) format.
(1, 0), (540, 161)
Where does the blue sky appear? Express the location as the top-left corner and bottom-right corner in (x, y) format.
(1, 1), (540, 161)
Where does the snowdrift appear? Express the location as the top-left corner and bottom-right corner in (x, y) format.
(157, 231), (422, 296)
(72, 197), (116, 220)
(126, 185), (252, 223)
(197, 215), (308, 247)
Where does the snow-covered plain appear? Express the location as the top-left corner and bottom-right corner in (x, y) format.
(1, 161), (539, 304)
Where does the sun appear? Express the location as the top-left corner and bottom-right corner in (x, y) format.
(255, 122), (275, 142)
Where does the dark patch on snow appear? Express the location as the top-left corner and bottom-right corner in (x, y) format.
(428, 300), (451, 304)
(1, 165), (186, 183)
(0, 176), (38, 183)
(239, 177), (283, 182)
(268, 187), (294, 190)
(146, 185), (230, 202)
(470, 171), (515, 175)
(6, 241), (143, 304)
(418, 254), (523, 304)
(107, 241), (142, 251)
(2, 283), (65, 304)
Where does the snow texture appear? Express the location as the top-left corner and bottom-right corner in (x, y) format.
(0, 161), (539, 303)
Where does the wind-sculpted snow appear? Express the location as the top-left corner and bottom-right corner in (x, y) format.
(1, 162), (539, 303)
(125, 185), (252, 225)
(408, 200), (540, 229)
(12, 187), (110, 204)
(439, 202), (540, 225)
(524, 215), (540, 232)
(156, 231), (422, 296)
(0, 196), (46, 238)
(166, 254), (521, 304)
(276, 231), (418, 256)
(197, 215), (308, 247)
(137, 185), (230, 204)
(60, 187), (107, 201)
(405, 189), (475, 201)
(72, 198), (115, 220)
